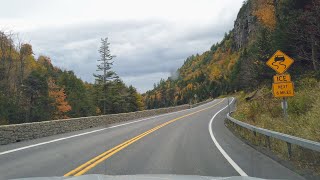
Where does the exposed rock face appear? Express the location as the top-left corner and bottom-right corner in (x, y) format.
(232, 1), (257, 50)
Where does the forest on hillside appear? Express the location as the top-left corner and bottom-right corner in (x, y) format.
(0, 34), (144, 125)
(144, 0), (320, 109)
(1, 0), (319, 124)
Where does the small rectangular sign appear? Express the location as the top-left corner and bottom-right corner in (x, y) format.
(272, 82), (294, 98)
(273, 74), (291, 83)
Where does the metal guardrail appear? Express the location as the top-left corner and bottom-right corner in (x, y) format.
(226, 113), (320, 156)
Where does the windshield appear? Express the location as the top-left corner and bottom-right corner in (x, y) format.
(0, 0), (319, 180)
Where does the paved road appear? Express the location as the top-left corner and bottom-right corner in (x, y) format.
(0, 98), (304, 179)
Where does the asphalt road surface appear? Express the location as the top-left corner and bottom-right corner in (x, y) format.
(0, 98), (304, 180)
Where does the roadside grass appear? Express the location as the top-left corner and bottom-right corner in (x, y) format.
(229, 77), (320, 177)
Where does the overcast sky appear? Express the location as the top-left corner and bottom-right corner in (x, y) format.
(0, 0), (244, 93)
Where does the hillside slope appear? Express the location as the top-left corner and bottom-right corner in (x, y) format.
(144, 0), (320, 109)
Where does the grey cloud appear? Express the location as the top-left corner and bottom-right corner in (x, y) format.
(21, 19), (233, 92)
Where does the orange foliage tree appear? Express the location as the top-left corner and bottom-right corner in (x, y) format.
(253, 0), (276, 30)
(48, 78), (71, 119)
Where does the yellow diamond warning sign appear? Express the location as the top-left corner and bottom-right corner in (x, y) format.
(266, 50), (294, 74)
(272, 82), (294, 98)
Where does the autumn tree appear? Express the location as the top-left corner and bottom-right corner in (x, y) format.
(48, 78), (71, 119)
(19, 44), (33, 85)
(253, 0), (277, 30)
(0, 31), (15, 95)
(58, 70), (96, 117)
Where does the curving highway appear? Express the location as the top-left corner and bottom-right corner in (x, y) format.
(0, 99), (304, 179)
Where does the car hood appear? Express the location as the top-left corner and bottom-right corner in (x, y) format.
(10, 174), (278, 180)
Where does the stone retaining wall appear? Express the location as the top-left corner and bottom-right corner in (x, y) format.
(0, 104), (190, 145)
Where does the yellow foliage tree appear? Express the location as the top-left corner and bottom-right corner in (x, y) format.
(156, 91), (162, 101)
(187, 83), (193, 90)
(209, 66), (222, 80)
(135, 93), (145, 111)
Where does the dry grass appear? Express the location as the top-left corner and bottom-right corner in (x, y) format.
(230, 77), (320, 176)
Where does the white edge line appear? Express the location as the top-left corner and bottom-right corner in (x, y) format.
(0, 99), (218, 156)
(208, 98), (248, 177)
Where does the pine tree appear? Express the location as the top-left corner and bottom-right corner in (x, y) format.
(94, 38), (118, 114)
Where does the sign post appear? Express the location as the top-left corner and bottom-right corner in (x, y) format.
(266, 50), (295, 119)
(282, 98), (288, 118)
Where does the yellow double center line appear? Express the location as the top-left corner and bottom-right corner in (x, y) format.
(64, 99), (224, 176)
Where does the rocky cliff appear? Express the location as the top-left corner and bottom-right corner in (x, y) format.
(232, 1), (257, 50)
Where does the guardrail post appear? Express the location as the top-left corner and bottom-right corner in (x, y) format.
(287, 142), (292, 159)
(266, 136), (271, 149)
(231, 118), (235, 128)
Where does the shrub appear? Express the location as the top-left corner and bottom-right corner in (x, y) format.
(288, 91), (313, 116)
